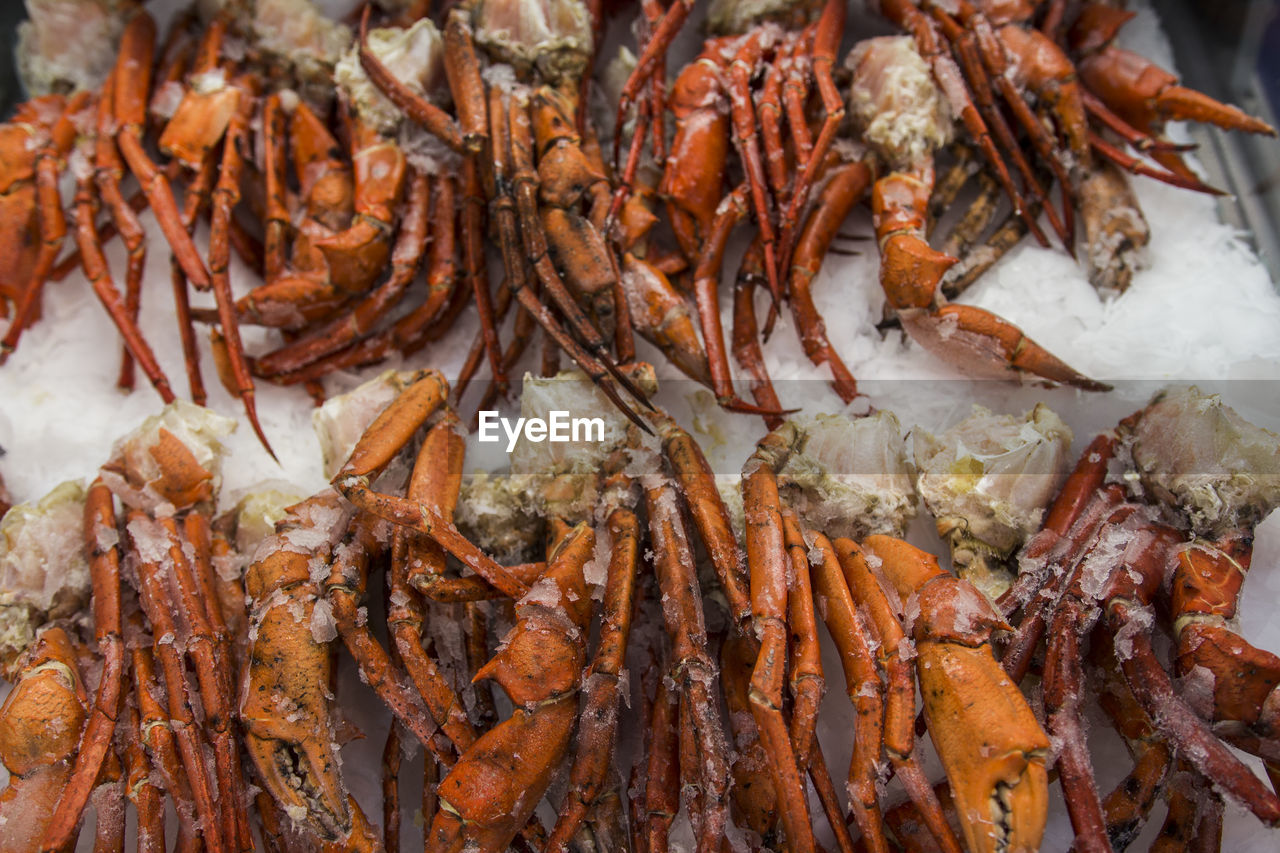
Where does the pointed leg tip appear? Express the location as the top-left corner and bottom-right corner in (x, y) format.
(242, 397), (280, 464)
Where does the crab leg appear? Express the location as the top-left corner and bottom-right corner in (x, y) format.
(40, 480), (127, 851)
(130, 617), (201, 852)
(332, 370), (531, 599)
(1091, 633), (1174, 850)
(256, 170), (431, 377)
(878, 0), (1046, 245)
(508, 93), (651, 410)
(358, 5), (467, 153)
(160, 516), (251, 850)
(741, 426), (815, 853)
(807, 531), (891, 853)
(935, 10), (1072, 244)
(644, 476), (732, 853)
(1103, 536), (1280, 826)
(731, 239), (787, 424)
(168, 151), (218, 405)
(73, 171), (176, 404)
(614, 0), (696, 170)
(324, 511), (454, 764)
(121, 700), (165, 853)
(113, 10), (210, 291)
(547, 502), (640, 852)
(389, 413), (478, 754)
(88, 73), (150, 392)
(650, 412), (752, 627)
(206, 78), (275, 459)
(128, 512), (227, 853)
(691, 184), (789, 414)
(835, 538), (966, 853)
(484, 91), (648, 429)
(781, 511), (824, 764)
(442, 6), (489, 152)
(1042, 508), (1178, 852)
(777, 0), (849, 272)
(426, 525), (594, 853)
(788, 157), (870, 403)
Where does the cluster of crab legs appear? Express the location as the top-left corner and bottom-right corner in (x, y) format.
(2, 0), (1276, 451)
(1, 370), (1277, 853)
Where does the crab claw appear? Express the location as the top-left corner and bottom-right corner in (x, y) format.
(880, 232), (958, 311)
(865, 536), (1050, 853)
(619, 253), (711, 386)
(240, 569), (351, 841)
(429, 525), (592, 853)
(1080, 48), (1276, 137)
(900, 304), (1111, 391)
(314, 220), (392, 296)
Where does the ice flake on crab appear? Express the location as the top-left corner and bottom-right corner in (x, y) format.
(846, 36), (952, 169)
(100, 401), (236, 516)
(775, 412), (917, 540)
(335, 17), (448, 136)
(1128, 386), (1280, 535)
(0, 480), (90, 674)
(915, 404), (1073, 600)
(471, 0), (593, 84)
(313, 369), (421, 480)
(16, 0), (124, 96)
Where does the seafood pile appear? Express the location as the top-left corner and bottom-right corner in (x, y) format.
(3, 0), (1280, 851)
(1, 0), (1277, 453)
(0, 372), (1277, 853)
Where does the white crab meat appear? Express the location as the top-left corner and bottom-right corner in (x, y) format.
(775, 411), (917, 540)
(17, 0), (124, 97)
(915, 404), (1073, 599)
(846, 35), (952, 170)
(472, 0), (593, 84)
(0, 480), (90, 673)
(1129, 385), (1280, 535)
(335, 17), (448, 135)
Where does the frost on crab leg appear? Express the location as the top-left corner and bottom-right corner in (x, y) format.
(240, 493), (381, 850)
(645, 474), (733, 853)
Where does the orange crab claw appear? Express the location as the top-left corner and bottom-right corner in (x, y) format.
(901, 304), (1112, 391)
